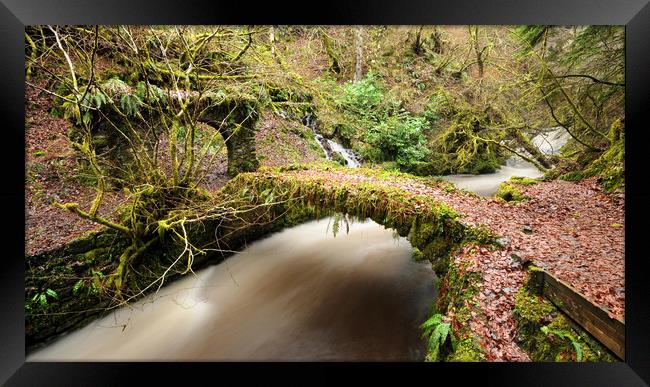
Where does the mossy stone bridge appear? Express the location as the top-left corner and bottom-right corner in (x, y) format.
(219, 166), (494, 275)
(86, 87), (264, 177)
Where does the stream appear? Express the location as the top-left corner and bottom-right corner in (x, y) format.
(305, 113), (362, 168)
(28, 217), (436, 361)
(307, 118), (570, 198)
(442, 127), (570, 196)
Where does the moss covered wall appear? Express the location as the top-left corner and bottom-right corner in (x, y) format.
(200, 98), (261, 177)
(433, 257), (487, 361)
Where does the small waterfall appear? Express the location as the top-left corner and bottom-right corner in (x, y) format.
(313, 132), (333, 162)
(530, 126), (571, 155)
(326, 139), (361, 168)
(303, 112), (361, 168)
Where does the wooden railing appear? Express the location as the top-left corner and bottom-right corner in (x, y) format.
(529, 268), (625, 360)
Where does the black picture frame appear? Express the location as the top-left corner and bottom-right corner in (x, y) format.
(1, 1), (649, 385)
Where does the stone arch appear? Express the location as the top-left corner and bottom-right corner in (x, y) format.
(75, 89), (262, 181)
(220, 169), (494, 276)
(198, 97), (260, 177)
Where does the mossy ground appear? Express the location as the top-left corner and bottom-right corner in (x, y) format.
(513, 270), (618, 362)
(495, 183), (528, 203)
(430, 259), (486, 361)
(494, 175), (539, 202)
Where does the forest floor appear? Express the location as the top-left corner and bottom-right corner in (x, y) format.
(25, 81), (130, 256)
(267, 168), (625, 361)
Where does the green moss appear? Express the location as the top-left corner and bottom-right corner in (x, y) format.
(411, 247), (424, 261)
(514, 286), (555, 322)
(462, 224), (497, 245)
(509, 176), (538, 186)
(514, 279), (618, 362)
(447, 338), (486, 362)
(559, 171), (583, 181)
(495, 182), (528, 203)
(583, 122), (624, 193)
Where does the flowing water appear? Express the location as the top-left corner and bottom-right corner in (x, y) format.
(442, 127), (570, 197)
(28, 217), (436, 361)
(325, 138), (361, 168)
(304, 112), (361, 168)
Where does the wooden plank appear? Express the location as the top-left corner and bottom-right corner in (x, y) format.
(531, 269), (625, 360)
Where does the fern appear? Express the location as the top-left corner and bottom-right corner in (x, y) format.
(120, 93), (143, 116)
(30, 288), (59, 310)
(136, 81), (167, 104)
(72, 280), (84, 296)
(61, 96), (82, 124)
(513, 25), (550, 56)
(332, 214), (341, 237)
(420, 313), (452, 361)
(102, 77), (130, 95)
(541, 326), (584, 361)
(328, 213), (351, 238)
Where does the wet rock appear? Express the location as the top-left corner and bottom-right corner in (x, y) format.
(496, 236), (512, 248)
(511, 251), (532, 266)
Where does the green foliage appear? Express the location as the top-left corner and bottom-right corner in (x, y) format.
(336, 72), (390, 121)
(541, 326), (583, 361)
(135, 81), (167, 105)
(72, 279), (84, 296)
(513, 26), (550, 55)
(411, 247), (424, 261)
(421, 313), (452, 361)
(423, 88), (455, 123)
(328, 213), (350, 237)
(514, 282), (617, 362)
(495, 182), (528, 202)
(583, 123), (624, 193)
(559, 26), (624, 70)
(509, 176), (538, 186)
(27, 288), (59, 311)
(364, 113), (431, 172)
(559, 171), (583, 181)
(120, 93), (143, 116)
(102, 77), (130, 96)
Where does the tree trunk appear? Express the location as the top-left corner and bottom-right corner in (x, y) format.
(354, 26), (364, 83)
(470, 26), (484, 78)
(413, 26), (424, 55)
(508, 128), (553, 169)
(269, 26), (276, 57)
(322, 30), (340, 74)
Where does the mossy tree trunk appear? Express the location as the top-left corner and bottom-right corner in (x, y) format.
(507, 128), (553, 170)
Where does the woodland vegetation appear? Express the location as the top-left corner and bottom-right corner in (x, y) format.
(24, 25), (624, 361)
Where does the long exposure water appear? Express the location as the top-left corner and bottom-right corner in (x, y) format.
(28, 217), (437, 361)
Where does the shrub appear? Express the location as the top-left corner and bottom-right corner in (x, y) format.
(363, 113), (431, 172)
